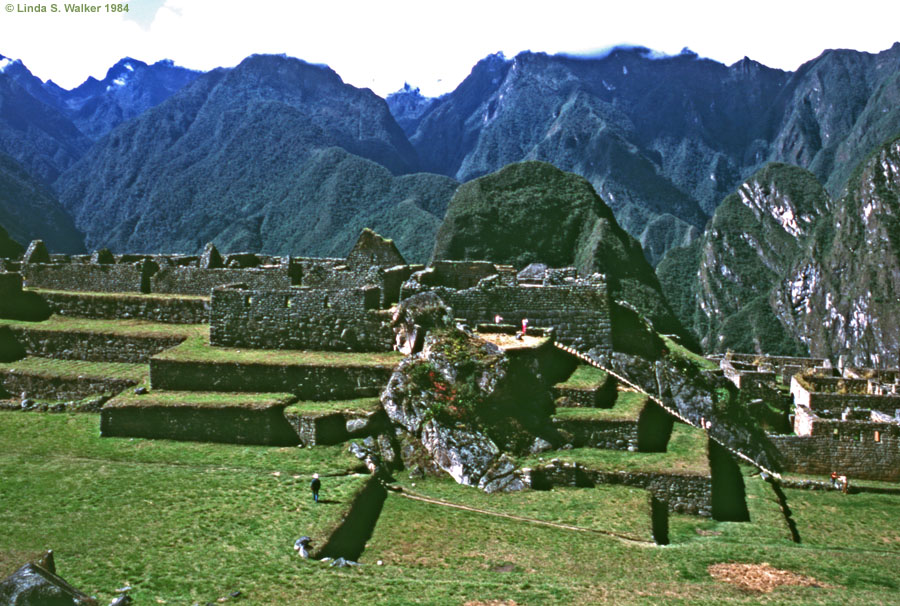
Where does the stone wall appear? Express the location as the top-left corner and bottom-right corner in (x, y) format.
(209, 286), (394, 352)
(791, 376), (900, 413)
(37, 291), (210, 324)
(149, 266), (292, 295)
(8, 327), (186, 363)
(553, 418), (639, 450)
(771, 430), (900, 481)
(420, 260), (501, 290)
(521, 460), (711, 516)
(150, 359), (394, 400)
(0, 371), (137, 401)
(439, 283), (612, 353)
(100, 401), (300, 445)
(22, 263), (147, 293)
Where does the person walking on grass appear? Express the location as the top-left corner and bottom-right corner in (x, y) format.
(311, 473), (321, 503)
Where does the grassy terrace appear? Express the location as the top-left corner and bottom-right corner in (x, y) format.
(25, 287), (209, 301)
(553, 390), (648, 422)
(0, 315), (206, 339)
(154, 332), (403, 367)
(663, 334), (718, 371)
(556, 364), (609, 389)
(0, 356), (147, 382)
(519, 422), (711, 475)
(105, 389), (298, 410)
(2, 413), (899, 604)
(285, 397), (381, 416)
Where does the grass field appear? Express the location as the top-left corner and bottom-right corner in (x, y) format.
(2, 411), (899, 605)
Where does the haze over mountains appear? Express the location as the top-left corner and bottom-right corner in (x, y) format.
(2, 43), (900, 362)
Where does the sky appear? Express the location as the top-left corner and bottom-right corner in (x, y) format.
(1, 0), (899, 98)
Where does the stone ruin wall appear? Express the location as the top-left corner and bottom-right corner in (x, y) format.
(37, 291), (209, 324)
(209, 285), (394, 352)
(522, 460), (712, 516)
(149, 358), (393, 400)
(771, 427), (900, 481)
(20, 258), (295, 296)
(791, 376), (900, 414)
(437, 283), (612, 354)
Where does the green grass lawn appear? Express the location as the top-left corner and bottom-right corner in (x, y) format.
(0, 315), (206, 339)
(553, 390), (648, 422)
(0, 356), (148, 382)
(155, 332), (403, 368)
(2, 412), (899, 605)
(105, 389), (298, 410)
(556, 364), (609, 389)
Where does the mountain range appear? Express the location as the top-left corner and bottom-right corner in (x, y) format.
(2, 44), (900, 363)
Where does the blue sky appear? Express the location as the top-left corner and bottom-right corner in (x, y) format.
(2, 0), (899, 97)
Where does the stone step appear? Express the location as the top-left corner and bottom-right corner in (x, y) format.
(0, 316), (203, 363)
(100, 389), (300, 445)
(150, 337), (401, 399)
(0, 356), (146, 402)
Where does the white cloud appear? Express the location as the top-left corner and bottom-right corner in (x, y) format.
(1, 0), (898, 97)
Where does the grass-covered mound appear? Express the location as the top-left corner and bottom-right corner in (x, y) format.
(432, 161), (693, 344)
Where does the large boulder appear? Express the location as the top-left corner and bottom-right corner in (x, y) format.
(0, 559), (96, 606)
(390, 291), (453, 354)
(381, 327), (559, 491)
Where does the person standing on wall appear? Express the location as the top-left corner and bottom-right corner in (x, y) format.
(311, 473), (321, 503)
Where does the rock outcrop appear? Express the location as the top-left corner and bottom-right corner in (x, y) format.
(0, 555), (96, 606)
(380, 326), (559, 492)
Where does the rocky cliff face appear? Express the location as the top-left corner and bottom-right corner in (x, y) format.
(776, 136), (900, 366)
(664, 135), (900, 366)
(55, 58), (201, 140)
(404, 44), (900, 264)
(679, 164), (828, 354)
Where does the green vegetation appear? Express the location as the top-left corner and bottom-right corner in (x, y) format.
(155, 332), (402, 368)
(557, 364), (608, 389)
(26, 288), (210, 302)
(554, 390), (648, 422)
(284, 397), (381, 416)
(0, 132), (86, 254)
(0, 356), (147, 382)
(56, 55), (458, 261)
(2, 412), (900, 604)
(432, 161), (690, 341)
(519, 422), (710, 475)
(106, 389), (297, 410)
(0, 315), (206, 339)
